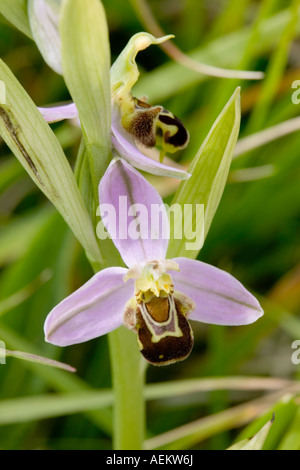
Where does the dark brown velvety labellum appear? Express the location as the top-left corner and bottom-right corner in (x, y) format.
(157, 113), (189, 149)
(123, 97), (189, 153)
(136, 295), (194, 366)
(128, 105), (162, 147)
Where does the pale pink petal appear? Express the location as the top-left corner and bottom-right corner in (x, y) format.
(44, 267), (133, 346)
(171, 257), (263, 326)
(38, 103), (78, 123)
(99, 159), (169, 268)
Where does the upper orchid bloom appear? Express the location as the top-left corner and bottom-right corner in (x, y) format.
(38, 32), (190, 180)
(44, 159), (264, 366)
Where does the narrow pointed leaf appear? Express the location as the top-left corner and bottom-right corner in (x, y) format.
(0, 348), (76, 373)
(0, 59), (102, 267)
(228, 418), (274, 450)
(28, 0), (63, 74)
(0, 0), (32, 38)
(167, 88), (241, 260)
(235, 397), (298, 450)
(60, 0), (112, 197)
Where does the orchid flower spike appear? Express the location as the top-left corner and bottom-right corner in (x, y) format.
(44, 159), (264, 366)
(39, 33), (190, 180)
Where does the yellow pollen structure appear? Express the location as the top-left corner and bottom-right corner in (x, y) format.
(124, 261), (178, 303)
(135, 271), (174, 302)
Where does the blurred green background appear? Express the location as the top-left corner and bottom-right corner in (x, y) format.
(0, 0), (300, 450)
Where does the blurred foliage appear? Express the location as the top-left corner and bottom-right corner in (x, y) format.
(0, 0), (300, 450)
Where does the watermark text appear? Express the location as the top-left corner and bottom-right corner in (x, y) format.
(96, 198), (205, 252)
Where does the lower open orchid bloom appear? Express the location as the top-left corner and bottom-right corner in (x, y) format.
(44, 159), (263, 366)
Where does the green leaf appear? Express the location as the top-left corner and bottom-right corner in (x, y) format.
(0, 322), (113, 433)
(144, 387), (297, 450)
(227, 417), (274, 450)
(167, 87), (241, 260)
(234, 397), (299, 450)
(0, 392), (112, 426)
(0, 59), (102, 268)
(0, 376), (290, 426)
(0, 0), (32, 38)
(0, 348), (76, 373)
(145, 377), (293, 400)
(278, 407), (300, 450)
(74, 138), (94, 219)
(0, 379), (293, 428)
(60, 0), (112, 200)
(28, 0), (62, 74)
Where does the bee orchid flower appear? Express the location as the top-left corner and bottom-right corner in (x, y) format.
(38, 33), (191, 180)
(44, 159), (264, 366)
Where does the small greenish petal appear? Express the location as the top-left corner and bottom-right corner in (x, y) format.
(167, 87), (241, 260)
(227, 418), (274, 450)
(0, 0), (32, 38)
(110, 32), (173, 114)
(28, 0), (62, 74)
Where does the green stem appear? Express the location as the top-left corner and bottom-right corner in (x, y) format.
(77, 136), (143, 451)
(109, 327), (146, 450)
